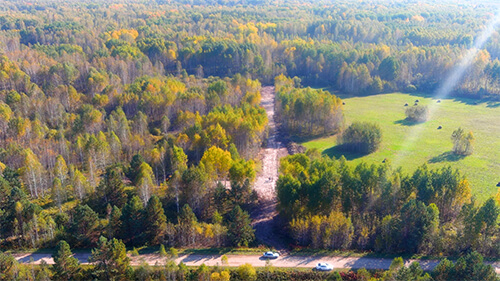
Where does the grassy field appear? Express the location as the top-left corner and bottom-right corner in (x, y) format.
(301, 93), (500, 202)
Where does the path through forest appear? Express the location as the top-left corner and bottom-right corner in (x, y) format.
(251, 86), (288, 250)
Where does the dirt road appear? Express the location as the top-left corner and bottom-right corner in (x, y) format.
(251, 86), (288, 250)
(13, 252), (500, 273)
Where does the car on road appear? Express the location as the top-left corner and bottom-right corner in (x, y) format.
(262, 251), (279, 259)
(315, 262), (333, 271)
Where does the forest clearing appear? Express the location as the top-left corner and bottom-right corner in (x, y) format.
(302, 92), (500, 202)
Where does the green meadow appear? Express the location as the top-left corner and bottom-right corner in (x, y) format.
(301, 93), (500, 202)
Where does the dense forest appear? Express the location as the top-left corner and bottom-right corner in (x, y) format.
(277, 150), (500, 256)
(0, 0), (499, 279)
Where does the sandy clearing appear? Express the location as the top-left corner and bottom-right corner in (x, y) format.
(251, 86), (288, 250)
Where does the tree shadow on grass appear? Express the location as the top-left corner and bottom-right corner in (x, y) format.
(322, 144), (370, 160)
(486, 101), (500, 108)
(428, 151), (466, 163)
(289, 134), (335, 144)
(394, 118), (423, 126)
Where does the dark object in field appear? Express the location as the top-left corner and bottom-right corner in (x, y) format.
(342, 102), (345, 105)
(404, 103), (408, 106)
(382, 158), (387, 163)
(497, 182), (500, 187)
(414, 103), (418, 106)
(437, 100), (441, 103)
(437, 126), (442, 129)
(287, 142), (306, 155)
(415, 99), (419, 102)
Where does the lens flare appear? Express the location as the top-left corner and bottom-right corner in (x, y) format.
(392, 9), (500, 168)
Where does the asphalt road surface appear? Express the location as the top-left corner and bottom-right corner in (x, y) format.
(12, 252), (500, 273)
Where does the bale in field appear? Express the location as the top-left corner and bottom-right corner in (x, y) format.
(437, 126), (442, 129)
(415, 99), (419, 102)
(404, 103), (408, 106)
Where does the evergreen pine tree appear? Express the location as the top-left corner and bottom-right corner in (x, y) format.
(227, 205), (255, 247)
(145, 195), (167, 245)
(52, 240), (80, 280)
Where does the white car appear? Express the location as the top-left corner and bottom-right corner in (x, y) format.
(262, 251), (279, 259)
(315, 262), (333, 271)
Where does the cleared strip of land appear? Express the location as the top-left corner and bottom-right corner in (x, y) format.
(251, 86), (288, 250)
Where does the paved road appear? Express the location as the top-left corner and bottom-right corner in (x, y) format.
(12, 252), (500, 273)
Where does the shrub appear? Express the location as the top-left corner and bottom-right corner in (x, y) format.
(451, 128), (474, 155)
(405, 84), (417, 92)
(405, 105), (429, 122)
(237, 264), (257, 281)
(341, 122), (382, 154)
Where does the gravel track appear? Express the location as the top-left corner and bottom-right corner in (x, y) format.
(251, 86), (288, 250)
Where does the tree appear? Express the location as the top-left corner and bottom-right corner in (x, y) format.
(0, 252), (18, 280)
(200, 146), (233, 182)
(211, 270), (231, 281)
(275, 83), (343, 136)
(52, 240), (80, 280)
(95, 167), (127, 212)
(54, 155), (69, 186)
(379, 56), (400, 81)
(69, 204), (100, 247)
(71, 167), (88, 200)
(121, 196), (144, 246)
(52, 178), (65, 208)
(177, 204), (198, 246)
(432, 252), (498, 281)
(398, 200), (437, 253)
(237, 263), (257, 281)
(106, 206), (122, 239)
(229, 159), (255, 185)
(473, 198), (499, 237)
(127, 154), (145, 184)
(394, 262), (432, 281)
(327, 271), (342, 281)
(227, 205), (255, 247)
(341, 122), (382, 154)
(137, 162), (155, 205)
(36, 260), (52, 281)
(90, 236), (131, 281)
(20, 148), (46, 198)
(180, 166), (208, 215)
(207, 80), (229, 109)
(432, 258), (455, 281)
(145, 195), (167, 245)
(405, 105), (429, 123)
(451, 128), (474, 155)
